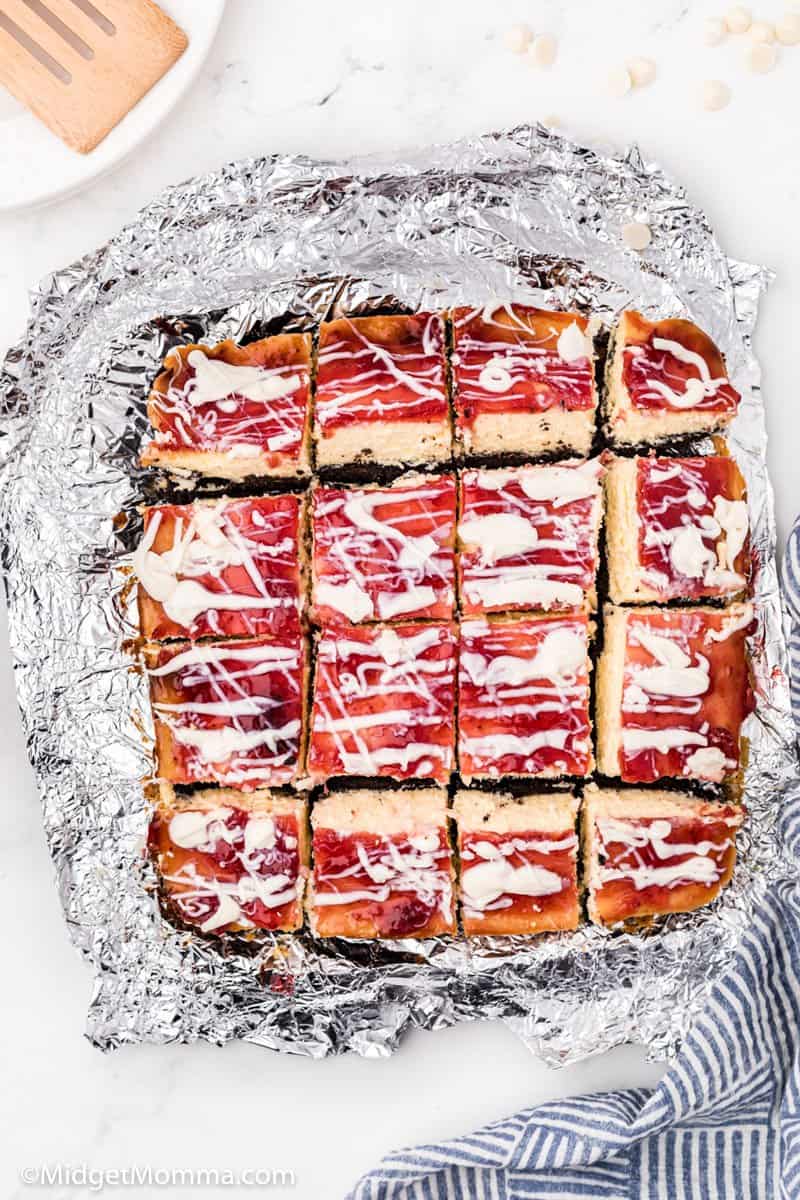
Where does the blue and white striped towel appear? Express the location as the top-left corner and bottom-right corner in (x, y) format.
(349, 525), (800, 1200)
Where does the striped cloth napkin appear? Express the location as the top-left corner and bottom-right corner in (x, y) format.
(348, 528), (800, 1200)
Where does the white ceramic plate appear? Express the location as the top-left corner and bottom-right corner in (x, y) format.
(0, 0), (225, 213)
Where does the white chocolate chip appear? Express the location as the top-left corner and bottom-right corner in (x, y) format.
(725, 6), (752, 33)
(627, 56), (657, 86)
(702, 79), (732, 110)
(746, 41), (778, 69)
(622, 221), (652, 251)
(505, 23), (533, 54)
(776, 12), (800, 43)
(606, 65), (632, 97)
(749, 19), (775, 42)
(527, 33), (558, 68)
(705, 16), (728, 44)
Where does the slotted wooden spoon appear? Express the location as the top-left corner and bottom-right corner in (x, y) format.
(0, 0), (187, 153)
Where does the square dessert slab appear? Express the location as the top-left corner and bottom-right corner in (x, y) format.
(458, 459), (603, 615)
(453, 789), (580, 935)
(149, 785), (309, 934)
(146, 635), (308, 790)
(135, 494), (305, 642)
(451, 303), (597, 457)
(605, 454), (748, 604)
(308, 788), (455, 939)
(314, 314), (451, 466)
(140, 336), (312, 479)
(458, 613), (594, 781)
(307, 623), (457, 784)
(595, 603), (754, 784)
(605, 311), (740, 446)
(311, 473), (456, 624)
(582, 786), (743, 925)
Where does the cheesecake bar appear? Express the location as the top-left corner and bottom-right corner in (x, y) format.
(309, 788), (455, 938)
(307, 623), (457, 783)
(314, 314), (450, 466)
(451, 303), (597, 457)
(311, 473), (456, 623)
(605, 454), (748, 603)
(149, 784), (308, 933)
(596, 603), (753, 784)
(605, 312), (740, 445)
(458, 614), (593, 781)
(453, 789), (580, 934)
(146, 634), (308, 789)
(135, 494), (305, 642)
(583, 786), (743, 925)
(458, 459), (603, 615)
(140, 335), (312, 478)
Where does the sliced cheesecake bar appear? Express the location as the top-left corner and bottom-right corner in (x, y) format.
(458, 459), (603, 615)
(307, 622), (457, 784)
(146, 634), (308, 789)
(141, 335), (312, 478)
(135, 493), (305, 641)
(595, 603), (753, 784)
(605, 311), (740, 446)
(583, 785), (742, 925)
(311, 473), (456, 623)
(451, 303), (597, 457)
(458, 614), (593, 781)
(605, 454), (748, 603)
(314, 313), (451, 466)
(149, 784), (309, 934)
(308, 788), (455, 938)
(453, 789), (580, 935)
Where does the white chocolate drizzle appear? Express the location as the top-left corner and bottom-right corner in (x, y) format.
(134, 499), (298, 632)
(152, 346), (309, 458)
(161, 806), (302, 932)
(453, 305), (595, 419)
(150, 640), (302, 786)
(460, 460), (601, 613)
(315, 315), (446, 430)
(595, 815), (734, 892)
(313, 831), (452, 924)
(624, 333), (734, 411)
(313, 477), (454, 623)
(637, 459), (748, 597)
(310, 624), (455, 780)
(184, 350), (299, 406)
(459, 618), (591, 777)
(461, 858), (564, 914)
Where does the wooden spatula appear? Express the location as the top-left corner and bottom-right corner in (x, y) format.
(0, 0), (188, 154)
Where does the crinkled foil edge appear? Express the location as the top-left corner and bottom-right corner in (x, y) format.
(0, 125), (797, 1063)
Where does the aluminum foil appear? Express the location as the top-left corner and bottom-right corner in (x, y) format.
(1, 124), (797, 1064)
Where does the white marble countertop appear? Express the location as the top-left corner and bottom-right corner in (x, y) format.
(0, 1), (797, 1196)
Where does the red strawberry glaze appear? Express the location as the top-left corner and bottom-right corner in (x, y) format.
(459, 827), (579, 932)
(315, 314), (447, 433)
(136, 494), (302, 641)
(311, 827), (453, 938)
(618, 606), (754, 784)
(621, 313), (740, 414)
(149, 805), (305, 933)
(636, 457), (748, 600)
(458, 460), (602, 615)
(312, 475), (456, 623)
(591, 807), (741, 923)
(145, 337), (311, 467)
(458, 615), (592, 779)
(451, 304), (594, 433)
(148, 635), (305, 789)
(307, 623), (457, 783)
